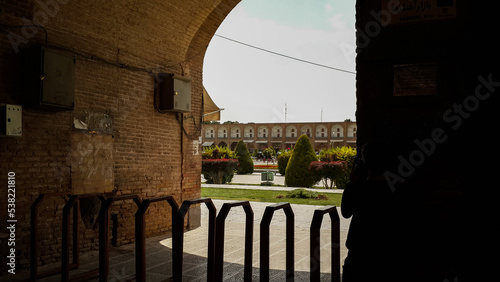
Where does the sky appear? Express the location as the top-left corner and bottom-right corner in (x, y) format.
(203, 0), (356, 123)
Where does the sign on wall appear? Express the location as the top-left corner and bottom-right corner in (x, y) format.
(383, 0), (457, 25)
(393, 63), (438, 96)
(71, 133), (114, 194)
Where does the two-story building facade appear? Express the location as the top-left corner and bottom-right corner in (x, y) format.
(202, 121), (357, 152)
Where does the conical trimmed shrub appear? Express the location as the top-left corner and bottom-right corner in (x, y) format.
(285, 135), (319, 187)
(235, 140), (254, 174)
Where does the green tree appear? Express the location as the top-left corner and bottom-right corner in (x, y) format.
(235, 140), (254, 174)
(277, 149), (292, 176)
(285, 135), (319, 187)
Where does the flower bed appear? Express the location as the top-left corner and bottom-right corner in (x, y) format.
(254, 164), (278, 170)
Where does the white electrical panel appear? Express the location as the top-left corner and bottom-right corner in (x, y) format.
(1, 104), (22, 137)
(173, 76), (192, 112)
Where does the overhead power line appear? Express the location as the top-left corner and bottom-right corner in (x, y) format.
(214, 34), (356, 75)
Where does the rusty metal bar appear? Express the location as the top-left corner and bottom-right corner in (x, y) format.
(99, 194), (141, 282)
(30, 192), (74, 281)
(214, 201), (253, 282)
(173, 198), (216, 282)
(135, 195), (178, 282)
(260, 202), (295, 282)
(61, 193), (106, 282)
(310, 206), (340, 282)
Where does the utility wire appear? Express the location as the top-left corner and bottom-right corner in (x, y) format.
(214, 34), (356, 75)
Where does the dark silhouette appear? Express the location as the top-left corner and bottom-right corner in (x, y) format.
(341, 142), (400, 281)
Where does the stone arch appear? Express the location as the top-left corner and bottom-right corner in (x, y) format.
(347, 124), (357, 138)
(315, 125), (328, 138)
(331, 124), (343, 138)
(286, 125), (297, 138)
(244, 126), (254, 138)
(205, 126), (215, 138)
(231, 126), (241, 138)
(301, 125), (312, 138)
(218, 127), (228, 138)
(272, 125), (283, 138)
(258, 126), (269, 138)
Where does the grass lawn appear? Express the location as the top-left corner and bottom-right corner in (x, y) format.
(201, 187), (342, 206)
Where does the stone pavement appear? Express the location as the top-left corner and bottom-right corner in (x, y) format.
(20, 199), (350, 282)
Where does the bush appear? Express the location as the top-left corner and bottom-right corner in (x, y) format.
(285, 135), (319, 187)
(309, 161), (347, 189)
(202, 145), (236, 159)
(317, 147), (357, 189)
(234, 140), (254, 174)
(277, 150), (292, 176)
(202, 146), (238, 184)
(286, 188), (317, 199)
(202, 159), (239, 184)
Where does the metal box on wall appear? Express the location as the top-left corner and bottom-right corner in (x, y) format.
(0, 104), (22, 137)
(157, 73), (191, 113)
(21, 47), (75, 110)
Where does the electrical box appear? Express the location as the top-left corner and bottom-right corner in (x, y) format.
(21, 47), (75, 110)
(1, 104), (22, 137)
(157, 73), (191, 113)
(261, 171), (274, 182)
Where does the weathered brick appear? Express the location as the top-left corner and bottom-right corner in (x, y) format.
(0, 0), (240, 273)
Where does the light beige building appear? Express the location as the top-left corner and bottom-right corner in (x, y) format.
(202, 121), (357, 152)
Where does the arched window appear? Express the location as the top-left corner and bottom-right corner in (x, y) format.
(331, 125), (344, 138)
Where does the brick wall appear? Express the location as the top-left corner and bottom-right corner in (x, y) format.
(0, 0), (240, 274)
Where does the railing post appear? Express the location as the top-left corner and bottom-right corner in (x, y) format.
(61, 193), (106, 282)
(61, 195), (78, 282)
(135, 196), (178, 282)
(214, 201), (253, 282)
(260, 202), (294, 282)
(30, 192), (73, 281)
(173, 198), (216, 282)
(98, 194), (141, 282)
(309, 206), (340, 282)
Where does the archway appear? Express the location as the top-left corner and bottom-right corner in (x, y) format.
(201, 0), (356, 124)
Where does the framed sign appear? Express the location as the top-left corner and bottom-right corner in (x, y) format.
(393, 63), (438, 97)
(383, 0), (457, 25)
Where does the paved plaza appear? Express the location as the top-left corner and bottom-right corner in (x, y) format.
(22, 199), (350, 281)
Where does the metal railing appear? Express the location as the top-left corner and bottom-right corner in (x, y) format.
(214, 201), (254, 281)
(30, 194), (340, 282)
